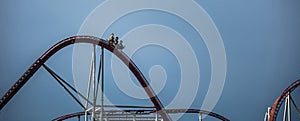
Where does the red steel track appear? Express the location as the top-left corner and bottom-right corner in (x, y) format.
(0, 36), (172, 120)
(269, 79), (300, 121)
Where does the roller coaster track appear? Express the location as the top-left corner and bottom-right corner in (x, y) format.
(269, 79), (300, 121)
(0, 35), (230, 121)
(53, 109), (230, 121)
(0, 36), (171, 120)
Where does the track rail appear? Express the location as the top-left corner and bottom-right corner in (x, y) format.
(269, 79), (300, 121)
(0, 36), (170, 121)
(53, 109), (230, 121)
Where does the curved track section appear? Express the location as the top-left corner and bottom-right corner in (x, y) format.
(53, 109), (230, 121)
(0, 36), (170, 121)
(269, 79), (300, 121)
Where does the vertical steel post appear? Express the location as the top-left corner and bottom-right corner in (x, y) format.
(86, 47), (94, 121)
(199, 112), (202, 121)
(264, 107), (271, 121)
(100, 47), (104, 121)
(268, 107), (271, 120)
(92, 44), (97, 121)
(133, 114), (136, 121)
(283, 96), (287, 121)
(155, 112), (158, 121)
(287, 94), (291, 121)
(283, 92), (291, 121)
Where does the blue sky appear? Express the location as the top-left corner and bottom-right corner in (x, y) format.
(0, 0), (300, 121)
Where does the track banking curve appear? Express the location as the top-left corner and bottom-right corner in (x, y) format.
(0, 36), (171, 121)
(269, 79), (300, 121)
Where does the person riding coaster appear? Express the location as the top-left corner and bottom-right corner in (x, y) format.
(108, 33), (114, 46)
(107, 33), (125, 50)
(114, 37), (119, 46)
(116, 40), (125, 50)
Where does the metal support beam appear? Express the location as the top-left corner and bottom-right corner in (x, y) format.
(85, 52), (94, 121)
(133, 114), (136, 121)
(42, 64), (86, 110)
(100, 47), (105, 121)
(283, 93), (291, 121)
(199, 112), (202, 121)
(290, 95), (300, 116)
(92, 44), (97, 121)
(155, 112), (158, 121)
(288, 94), (291, 121)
